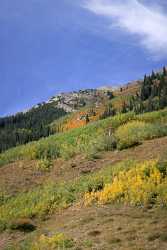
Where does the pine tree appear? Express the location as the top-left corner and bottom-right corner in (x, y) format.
(163, 66), (167, 76)
(85, 114), (90, 124)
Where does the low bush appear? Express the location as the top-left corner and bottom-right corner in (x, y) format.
(115, 121), (167, 150)
(0, 192), (10, 206)
(1, 109), (167, 166)
(83, 239), (93, 248)
(84, 134), (117, 159)
(9, 218), (36, 232)
(0, 160), (134, 231)
(84, 160), (167, 206)
(138, 108), (167, 123)
(59, 144), (77, 160)
(36, 158), (53, 172)
(102, 134), (117, 151)
(0, 112), (136, 166)
(32, 233), (74, 250)
(2, 159), (167, 233)
(115, 121), (147, 149)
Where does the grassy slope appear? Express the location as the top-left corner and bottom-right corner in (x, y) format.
(1, 108), (167, 249)
(1, 136), (167, 249)
(1, 108), (167, 167)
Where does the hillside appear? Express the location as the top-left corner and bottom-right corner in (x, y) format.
(1, 65), (166, 154)
(1, 68), (167, 250)
(0, 89), (114, 153)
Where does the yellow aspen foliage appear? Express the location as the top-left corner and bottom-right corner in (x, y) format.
(84, 160), (166, 206)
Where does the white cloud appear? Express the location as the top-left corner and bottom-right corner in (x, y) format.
(82, 0), (167, 58)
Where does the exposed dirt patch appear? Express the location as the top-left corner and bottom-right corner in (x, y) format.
(0, 159), (64, 195)
(1, 136), (167, 196)
(1, 136), (167, 249)
(39, 204), (167, 250)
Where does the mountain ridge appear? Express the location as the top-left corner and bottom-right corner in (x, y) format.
(1, 66), (167, 153)
(1, 66), (167, 249)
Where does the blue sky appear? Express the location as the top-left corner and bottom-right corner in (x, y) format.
(0, 0), (167, 116)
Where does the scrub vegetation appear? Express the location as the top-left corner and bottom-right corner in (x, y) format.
(2, 70), (167, 249)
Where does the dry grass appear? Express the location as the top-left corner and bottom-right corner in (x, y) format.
(1, 136), (167, 249)
(1, 136), (167, 198)
(33, 204), (167, 250)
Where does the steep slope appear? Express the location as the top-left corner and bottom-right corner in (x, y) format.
(0, 102), (67, 153)
(1, 67), (167, 250)
(1, 65), (167, 154)
(1, 135), (167, 249)
(0, 88), (114, 153)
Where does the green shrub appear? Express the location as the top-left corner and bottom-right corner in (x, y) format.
(59, 144), (77, 160)
(157, 162), (167, 176)
(0, 192), (10, 206)
(160, 232), (167, 242)
(102, 134), (117, 151)
(0, 160), (135, 231)
(36, 158), (53, 172)
(0, 220), (6, 232)
(83, 239), (93, 247)
(9, 218), (36, 232)
(138, 108), (167, 123)
(84, 134), (117, 159)
(84, 136), (105, 159)
(115, 121), (147, 149)
(115, 121), (167, 150)
(35, 141), (60, 160)
(1, 109), (167, 166)
(32, 233), (74, 250)
(0, 112), (136, 166)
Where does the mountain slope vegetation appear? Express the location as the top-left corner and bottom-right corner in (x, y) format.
(0, 103), (67, 153)
(1, 67), (167, 250)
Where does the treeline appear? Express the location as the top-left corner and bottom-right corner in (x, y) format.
(0, 103), (67, 152)
(1, 67), (167, 153)
(102, 67), (167, 119)
(128, 66), (167, 113)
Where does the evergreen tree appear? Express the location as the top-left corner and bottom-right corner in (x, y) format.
(85, 114), (90, 124)
(0, 103), (67, 153)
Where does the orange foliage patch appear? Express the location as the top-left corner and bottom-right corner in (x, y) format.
(63, 105), (106, 131)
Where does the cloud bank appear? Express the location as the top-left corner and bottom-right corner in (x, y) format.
(82, 0), (167, 58)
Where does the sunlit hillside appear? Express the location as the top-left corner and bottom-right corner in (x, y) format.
(1, 68), (167, 250)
